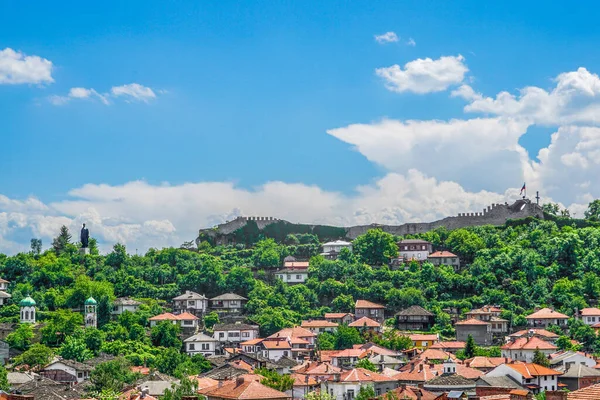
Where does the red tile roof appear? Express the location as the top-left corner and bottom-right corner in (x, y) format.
(430, 341), (466, 350)
(268, 327), (316, 339)
(510, 328), (559, 339)
(301, 320), (339, 328)
(348, 317), (381, 328)
(200, 379), (290, 400)
(324, 313), (353, 319)
(417, 349), (457, 361)
(379, 386), (440, 400)
(466, 356), (513, 369)
(241, 338), (264, 346)
(455, 318), (490, 326)
(567, 382), (600, 399)
(501, 336), (557, 351)
(149, 312), (199, 321)
(355, 300), (385, 309)
(581, 308), (600, 316)
(409, 334), (439, 342)
(290, 373), (318, 387)
(188, 376), (219, 390)
(338, 368), (396, 383)
(505, 363), (562, 379)
(292, 361), (342, 375)
(262, 341), (292, 350)
(428, 251), (458, 258)
(526, 308), (569, 320)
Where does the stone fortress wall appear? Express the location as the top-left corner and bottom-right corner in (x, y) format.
(198, 199), (544, 242)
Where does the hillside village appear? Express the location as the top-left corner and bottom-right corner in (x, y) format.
(1, 209), (600, 400)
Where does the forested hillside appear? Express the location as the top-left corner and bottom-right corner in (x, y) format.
(2, 204), (600, 394)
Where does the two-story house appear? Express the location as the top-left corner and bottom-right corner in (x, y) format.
(40, 359), (93, 384)
(325, 313), (354, 325)
(526, 308), (569, 328)
(465, 306), (508, 334)
(579, 308), (600, 326)
(485, 363), (563, 394)
(184, 333), (219, 356)
(210, 293), (247, 314)
(397, 239), (433, 262)
(455, 318), (492, 346)
(321, 368), (398, 399)
(213, 322), (260, 344)
(111, 297), (141, 317)
(355, 300), (385, 324)
(427, 251), (461, 270)
(500, 336), (557, 363)
(148, 312), (199, 333)
(0, 279), (10, 306)
(172, 291), (208, 317)
(300, 320), (338, 334)
(321, 240), (353, 260)
(276, 268), (309, 285)
(395, 305), (435, 330)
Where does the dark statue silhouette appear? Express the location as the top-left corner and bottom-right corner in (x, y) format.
(81, 223), (90, 248)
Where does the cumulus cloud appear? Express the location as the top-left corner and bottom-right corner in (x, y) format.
(375, 55), (468, 94)
(111, 83), (156, 102)
(374, 32), (399, 44)
(460, 67), (600, 125)
(49, 83), (154, 106)
(0, 48), (53, 85)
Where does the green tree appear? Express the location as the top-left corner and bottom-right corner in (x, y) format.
(542, 203), (560, 216)
(14, 343), (54, 370)
(255, 368), (294, 391)
(556, 335), (576, 351)
(59, 336), (94, 362)
(162, 376), (202, 400)
(85, 328), (106, 354)
(446, 229), (485, 264)
(532, 348), (550, 367)
(52, 225), (72, 255)
(30, 238), (42, 256)
(353, 229), (398, 266)
(334, 325), (364, 350)
(331, 294), (354, 313)
(204, 311), (220, 330)
(41, 310), (84, 346)
(5, 323), (34, 351)
(355, 385), (375, 400)
(151, 321), (182, 348)
(252, 239), (282, 268)
(317, 332), (335, 351)
(584, 200), (600, 222)
(251, 307), (298, 337)
(0, 364), (8, 391)
(464, 334), (476, 359)
(356, 358), (377, 372)
(90, 357), (139, 392)
(305, 392), (335, 400)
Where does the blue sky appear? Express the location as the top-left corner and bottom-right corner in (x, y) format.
(2, 1), (600, 252)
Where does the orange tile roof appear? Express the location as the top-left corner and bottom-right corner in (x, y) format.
(262, 340), (292, 350)
(292, 361), (342, 375)
(501, 336), (557, 351)
(188, 376), (219, 390)
(338, 368), (396, 382)
(324, 313), (353, 319)
(417, 349), (457, 361)
(119, 389), (159, 400)
(149, 311), (199, 321)
(581, 308), (600, 316)
(290, 337), (310, 345)
(428, 251), (458, 258)
(241, 338), (264, 346)
(284, 261), (309, 269)
(510, 328), (559, 338)
(331, 348), (367, 358)
(430, 341), (466, 350)
(409, 334), (439, 342)
(526, 308), (569, 320)
(505, 363), (562, 379)
(466, 356), (513, 369)
(380, 386), (440, 400)
(268, 326), (316, 339)
(290, 373), (318, 387)
(200, 379), (290, 400)
(130, 366), (150, 375)
(229, 360), (255, 372)
(301, 320), (339, 328)
(355, 300), (385, 309)
(395, 360), (482, 381)
(455, 318), (490, 326)
(567, 382), (600, 399)
(318, 351), (338, 362)
(348, 316), (381, 328)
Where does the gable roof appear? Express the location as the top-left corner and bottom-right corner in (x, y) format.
(409, 333), (440, 342)
(428, 251), (458, 258)
(355, 300), (384, 309)
(325, 313), (353, 319)
(379, 386), (440, 400)
(431, 341), (466, 350)
(184, 333), (218, 343)
(580, 308), (600, 316)
(348, 316), (381, 328)
(214, 323), (259, 331)
(267, 326), (316, 339)
(466, 356), (511, 369)
(114, 297), (141, 306)
(173, 291), (207, 301)
(510, 328), (559, 339)
(501, 336), (557, 351)
(455, 318), (490, 326)
(261, 341), (292, 350)
(149, 312), (199, 321)
(398, 239), (431, 245)
(567, 382), (600, 399)
(475, 375), (525, 389)
(395, 305), (434, 317)
(504, 363), (562, 378)
(417, 349), (457, 361)
(526, 308), (569, 320)
(300, 320), (339, 328)
(561, 364), (600, 378)
(200, 378), (290, 400)
(338, 368), (396, 382)
(211, 293), (248, 301)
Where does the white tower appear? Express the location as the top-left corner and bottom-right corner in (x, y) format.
(85, 297), (97, 328)
(20, 295), (36, 324)
(443, 358), (457, 374)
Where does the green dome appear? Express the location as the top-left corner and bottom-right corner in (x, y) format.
(20, 296), (36, 307)
(85, 297), (97, 306)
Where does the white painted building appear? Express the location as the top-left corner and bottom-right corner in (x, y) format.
(260, 340), (292, 361)
(550, 351), (597, 370)
(321, 241), (352, 259)
(19, 296), (36, 324)
(397, 239), (432, 262)
(300, 320), (338, 334)
(321, 368), (398, 400)
(184, 333), (219, 356)
(173, 291), (209, 316)
(500, 336), (557, 363)
(42, 360), (93, 383)
(580, 308), (600, 326)
(111, 298), (141, 316)
(213, 323), (260, 343)
(0, 279), (9, 292)
(485, 363), (562, 394)
(276, 269), (309, 284)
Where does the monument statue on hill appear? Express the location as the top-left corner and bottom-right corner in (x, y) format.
(80, 224), (90, 249)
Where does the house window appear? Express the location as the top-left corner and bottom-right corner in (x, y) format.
(219, 332), (225, 338)
(230, 301), (238, 306)
(189, 343), (195, 350)
(296, 275), (301, 279)
(78, 372), (83, 378)
(347, 390), (355, 399)
(544, 376), (548, 381)
(421, 245), (425, 250)
(202, 343), (209, 350)
(183, 320), (193, 325)
(242, 332), (250, 337)
(284, 351), (289, 356)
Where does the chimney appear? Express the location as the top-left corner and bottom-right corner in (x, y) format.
(236, 376), (245, 386)
(400, 383), (406, 391)
(415, 389), (422, 400)
(418, 364), (423, 372)
(218, 381), (224, 388)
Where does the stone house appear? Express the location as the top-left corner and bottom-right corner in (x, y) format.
(395, 305), (435, 331)
(355, 300), (385, 324)
(40, 359), (93, 383)
(325, 313), (354, 325)
(455, 318), (492, 346)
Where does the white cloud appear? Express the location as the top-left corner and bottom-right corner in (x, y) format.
(374, 32), (399, 44)
(406, 38), (416, 47)
(111, 83), (156, 102)
(0, 48), (53, 85)
(451, 84), (482, 101)
(376, 55), (468, 94)
(461, 67), (600, 125)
